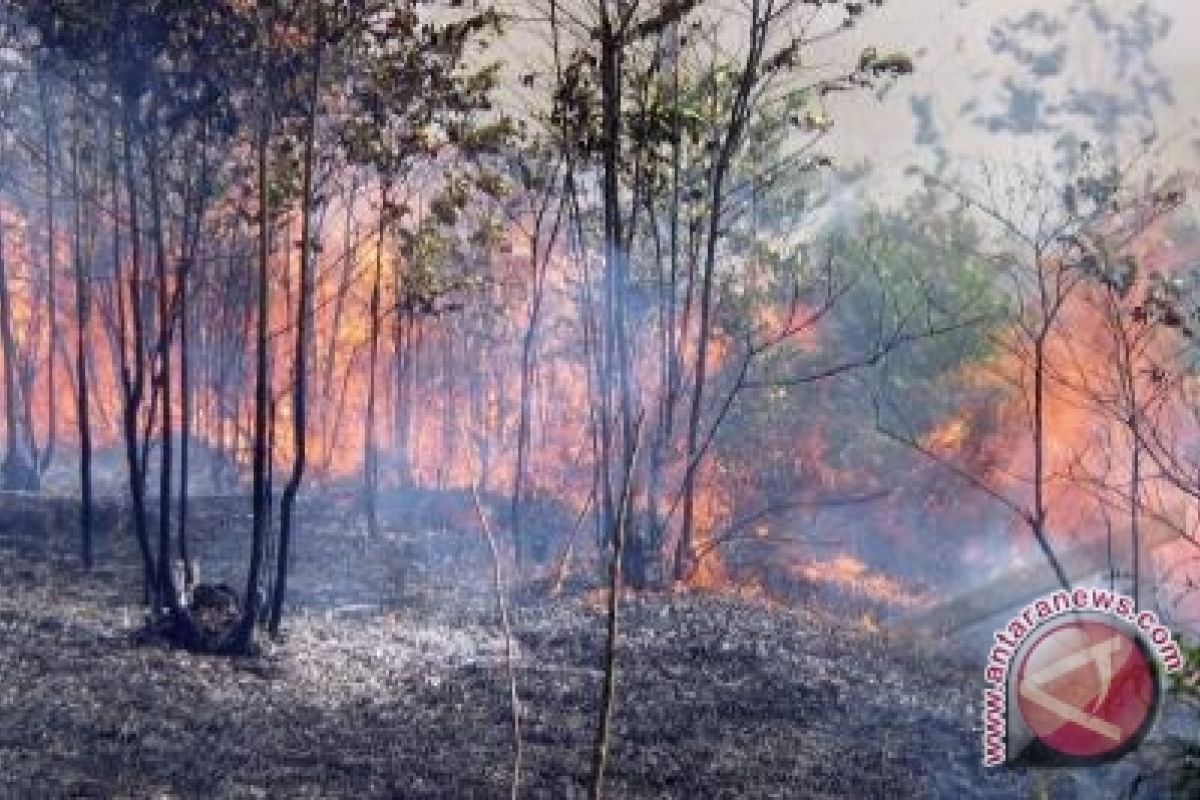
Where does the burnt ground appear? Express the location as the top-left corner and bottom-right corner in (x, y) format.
(0, 494), (1191, 798)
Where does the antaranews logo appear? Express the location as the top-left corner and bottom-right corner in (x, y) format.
(981, 587), (1182, 767)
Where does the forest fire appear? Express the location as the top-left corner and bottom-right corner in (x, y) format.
(788, 553), (932, 610)
(4, 0), (1200, 797)
(4, 178), (1200, 623)
(6, 186), (1198, 618)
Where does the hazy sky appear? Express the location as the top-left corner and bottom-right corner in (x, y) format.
(821, 0), (1199, 192)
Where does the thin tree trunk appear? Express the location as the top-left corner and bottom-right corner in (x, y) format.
(363, 185), (386, 539)
(320, 188), (355, 473)
(0, 198), (33, 491)
(595, 4), (622, 550)
(37, 65), (57, 479)
(677, 3), (767, 581)
(179, 241), (192, 586)
(589, 416), (643, 800)
(147, 111), (180, 619)
(472, 485), (522, 800)
(177, 127), (210, 592)
(270, 39), (322, 635)
(1130, 415), (1141, 606)
(117, 99), (156, 608)
(70, 124), (93, 570)
(1031, 287), (1070, 592)
(233, 48), (274, 652)
(512, 188), (564, 571)
(1118, 315), (1142, 609)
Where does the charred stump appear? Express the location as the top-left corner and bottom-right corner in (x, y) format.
(188, 583), (242, 642)
(143, 581), (260, 656)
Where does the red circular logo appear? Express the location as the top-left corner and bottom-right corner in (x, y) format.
(1015, 618), (1158, 761)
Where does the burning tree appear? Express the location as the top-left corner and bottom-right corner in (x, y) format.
(1, 0), (508, 652)
(6, 0), (1188, 674)
(338, 2), (510, 539)
(541, 0), (919, 593)
(878, 151), (1192, 615)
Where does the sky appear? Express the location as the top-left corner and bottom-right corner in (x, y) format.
(820, 0), (1199, 194)
(494, 1), (1199, 214)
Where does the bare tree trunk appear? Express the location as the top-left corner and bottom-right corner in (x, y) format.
(1115, 310), (1143, 608)
(472, 485), (523, 800)
(440, 328), (456, 489)
(0, 201), (34, 491)
(1130, 414), (1141, 606)
(363, 185), (386, 539)
(37, 64), (57, 480)
(0, 139), (34, 490)
(392, 308), (417, 488)
(1031, 299), (1070, 592)
(117, 99), (156, 608)
(270, 39), (322, 635)
(146, 109), (180, 618)
(512, 188), (564, 572)
(647, 29), (684, 580)
(677, 17), (764, 582)
(320, 186), (355, 473)
(589, 416), (643, 800)
(177, 123), (210, 593)
(262, 393), (277, 623)
(69, 122), (93, 570)
(233, 51), (274, 652)
(179, 239), (193, 585)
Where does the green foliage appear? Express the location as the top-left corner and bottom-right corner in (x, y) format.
(340, 3), (506, 177)
(846, 203), (1004, 402)
(395, 222), (477, 315)
(1154, 638), (1200, 796)
(703, 197), (1007, 516)
(1166, 636), (1200, 697)
(1053, 150), (1194, 340)
(629, 0), (703, 41)
(859, 50), (914, 76)
(454, 115), (520, 156)
(468, 214), (507, 250)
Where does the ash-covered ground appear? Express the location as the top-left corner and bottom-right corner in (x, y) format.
(0, 494), (1189, 798)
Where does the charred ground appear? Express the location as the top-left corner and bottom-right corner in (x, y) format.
(3, 493), (1182, 799)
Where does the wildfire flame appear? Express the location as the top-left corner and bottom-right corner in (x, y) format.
(1, 177), (1199, 623)
(790, 554), (930, 609)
